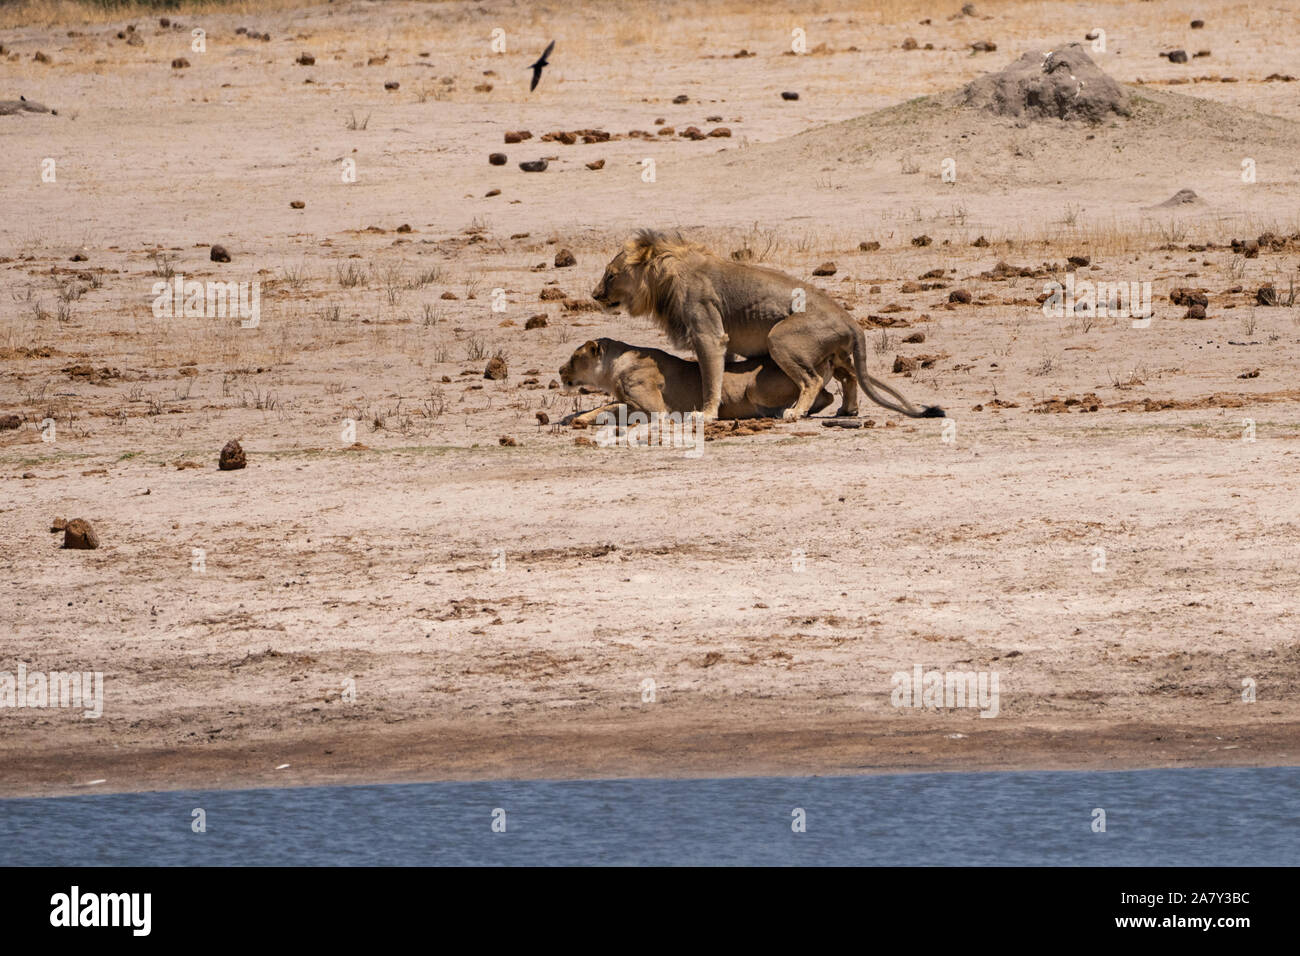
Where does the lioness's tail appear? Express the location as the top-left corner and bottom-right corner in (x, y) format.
(851, 327), (945, 419)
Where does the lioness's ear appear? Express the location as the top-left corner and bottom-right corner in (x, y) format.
(579, 339), (600, 356)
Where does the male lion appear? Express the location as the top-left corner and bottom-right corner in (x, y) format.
(591, 230), (944, 421)
(558, 337), (836, 424)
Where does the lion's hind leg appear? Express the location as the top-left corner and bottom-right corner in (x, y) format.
(767, 325), (833, 419)
(832, 352), (858, 416)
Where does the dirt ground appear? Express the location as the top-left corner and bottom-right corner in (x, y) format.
(2, 0), (1299, 798)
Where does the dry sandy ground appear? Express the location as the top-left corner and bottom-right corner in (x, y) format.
(1, 0), (1299, 798)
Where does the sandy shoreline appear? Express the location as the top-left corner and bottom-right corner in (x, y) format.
(8, 714), (1298, 799)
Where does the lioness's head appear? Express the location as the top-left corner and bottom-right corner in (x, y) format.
(559, 339), (607, 390)
(590, 251), (639, 314)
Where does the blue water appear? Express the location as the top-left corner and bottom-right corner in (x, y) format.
(1, 766), (1296, 866)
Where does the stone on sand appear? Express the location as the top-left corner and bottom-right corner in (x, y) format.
(63, 518), (99, 550)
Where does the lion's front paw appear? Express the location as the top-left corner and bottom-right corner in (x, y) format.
(781, 408), (802, 421)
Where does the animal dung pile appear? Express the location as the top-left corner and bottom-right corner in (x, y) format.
(957, 43), (1130, 123)
(218, 439), (246, 471)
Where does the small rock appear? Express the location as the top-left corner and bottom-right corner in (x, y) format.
(519, 159), (548, 172)
(970, 41), (997, 52)
(62, 518), (99, 550)
(586, 159), (605, 170)
(485, 188), (501, 197)
(498, 435), (517, 446)
(902, 38), (918, 51)
(859, 241), (881, 252)
(949, 289), (972, 303)
(290, 200), (305, 209)
(554, 249), (576, 268)
(971, 236), (990, 247)
(1191, 19), (1204, 28)
(672, 94), (688, 104)
(911, 235), (932, 247)
(218, 439), (246, 471)
(781, 91), (800, 101)
(384, 80), (399, 90)
(504, 130), (532, 143)
(536, 412), (550, 425)
(489, 152), (507, 165)
(1067, 255), (1090, 268)
(0, 414), (20, 430)
(812, 262), (837, 276)
(171, 57), (190, 69)
(903, 332), (926, 343)
(210, 244), (231, 263)
(1170, 287), (1208, 307)
(296, 52), (315, 66)
(50, 517), (67, 532)
(484, 356), (508, 380)
(1165, 49), (1189, 63)
(1185, 304), (1207, 320)
(526, 314), (547, 329)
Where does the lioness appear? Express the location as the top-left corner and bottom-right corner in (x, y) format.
(558, 338), (835, 424)
(591, 230), (944, 421)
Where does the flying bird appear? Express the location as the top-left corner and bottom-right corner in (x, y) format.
(528, 40), (555, 92)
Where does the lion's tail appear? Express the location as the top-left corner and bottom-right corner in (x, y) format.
(851, 326), (945, 419)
